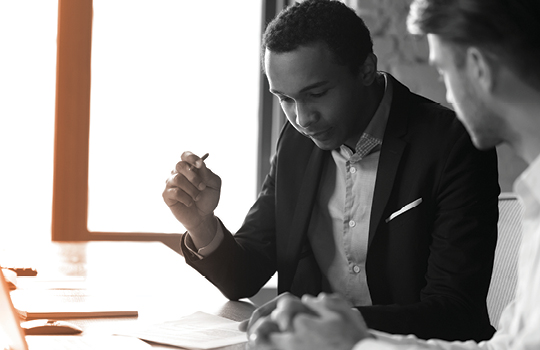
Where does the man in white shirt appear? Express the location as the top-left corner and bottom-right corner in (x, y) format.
(242, 0), (540, 349)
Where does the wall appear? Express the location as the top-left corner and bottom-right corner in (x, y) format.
(345, 0), (527, 192)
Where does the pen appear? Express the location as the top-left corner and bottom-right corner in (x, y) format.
(189, 153), (209, 171)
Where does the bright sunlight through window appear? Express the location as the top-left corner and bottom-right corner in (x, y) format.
(88, 1), (262, 234)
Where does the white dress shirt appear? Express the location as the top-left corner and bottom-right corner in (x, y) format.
(354, 153), (540, 350)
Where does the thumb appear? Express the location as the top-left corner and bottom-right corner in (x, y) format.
(238, 319), (249, 332)
(193, 159), (221, 191)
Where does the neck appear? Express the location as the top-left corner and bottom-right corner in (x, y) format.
(499, 88), (540, 165)
(345, 74), (385, 149)
(490, 67), (540, 165)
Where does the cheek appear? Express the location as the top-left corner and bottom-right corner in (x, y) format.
(280, 103), (296, 122)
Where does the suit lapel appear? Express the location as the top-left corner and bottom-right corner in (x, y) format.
(368, 134), (406, 246)
(279, 146), (327, 290)
(368, 77), (410, 247)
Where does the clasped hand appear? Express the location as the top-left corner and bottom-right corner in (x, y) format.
(240, 292), (372, 350)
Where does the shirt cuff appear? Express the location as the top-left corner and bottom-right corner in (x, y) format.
(353, 337), (397, 350)
(353, 331), (440, 350)
(183, 219), (224, 259)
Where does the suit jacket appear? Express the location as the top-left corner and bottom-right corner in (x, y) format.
(181, 76), (499, 341)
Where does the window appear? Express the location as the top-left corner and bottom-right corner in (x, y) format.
(0, 1), (58, 246)
(87, 1), (262, 235)
(52, 0), (268, 250)
(2, 1), (283, 250)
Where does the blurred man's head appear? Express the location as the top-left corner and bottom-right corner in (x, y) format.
(408, 0), (540, 154)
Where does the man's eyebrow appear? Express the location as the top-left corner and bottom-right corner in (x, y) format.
(270, 81), (329, 95)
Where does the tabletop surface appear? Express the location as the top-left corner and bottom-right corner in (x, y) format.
(3, 241), (255, 349)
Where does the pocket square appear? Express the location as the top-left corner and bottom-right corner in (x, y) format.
(385, 198), (423, 223)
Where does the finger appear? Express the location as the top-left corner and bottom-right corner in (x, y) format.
(304, 293), (368, 330)
(268, 332), (293, 350)
(245, 292), (298, 334)
(247, 317), (280, 348)
(324, 294), (358, 320)
(238, 319), (249, 332)
(163, 187), (181, 207)
(309, 292), (353, 312)
(187, 155), (221, 191)
(177, 154), (220, 191)
(163, 174), (203, 207)
(245, 297), (280, 334)
(271, 294), (317, 332)
(172, 161), (208, 191)
(162, 186), (197, 208)
(192, 152), (209, 170)
(180, 151), (207, 171)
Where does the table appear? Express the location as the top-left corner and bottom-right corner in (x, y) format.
(4, 241), (256, 349)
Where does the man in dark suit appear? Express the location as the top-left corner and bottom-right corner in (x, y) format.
(162, 0), (499, 342)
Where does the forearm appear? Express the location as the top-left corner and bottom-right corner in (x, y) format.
(357, 298), (493, 341)
(182, 224), (276, 299)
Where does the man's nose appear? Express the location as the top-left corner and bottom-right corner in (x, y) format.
(295, 102), (317, 128)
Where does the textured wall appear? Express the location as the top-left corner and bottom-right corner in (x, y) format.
(345, 0), (527, 192)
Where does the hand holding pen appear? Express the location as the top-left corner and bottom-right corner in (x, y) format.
(163, 151), (222, 245)
(188, 152), (209, 171)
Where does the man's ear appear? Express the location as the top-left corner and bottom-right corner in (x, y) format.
(466, 47), (495, 93)
(360, 53), (378, 85)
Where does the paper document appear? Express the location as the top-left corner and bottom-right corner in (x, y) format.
(117, 311), (247, 349)
(11, 289), (138, 320)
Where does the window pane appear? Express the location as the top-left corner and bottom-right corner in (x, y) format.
(89, 1), (262, 233)
(0, 2), (58, 246)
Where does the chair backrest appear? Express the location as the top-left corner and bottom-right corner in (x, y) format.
(486, 193), (523, 328)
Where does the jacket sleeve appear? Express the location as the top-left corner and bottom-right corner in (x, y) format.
(180, 154), (281, 301)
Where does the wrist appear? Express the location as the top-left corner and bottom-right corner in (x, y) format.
(187, 215), (218, 249)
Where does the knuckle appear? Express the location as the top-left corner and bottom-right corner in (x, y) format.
(181, 151), (193, 159)
(176, 161), (190, 173)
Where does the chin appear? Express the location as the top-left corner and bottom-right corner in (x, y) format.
(312, 139), (340, 151)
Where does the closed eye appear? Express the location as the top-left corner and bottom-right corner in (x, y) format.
(309, 90), (328, 98)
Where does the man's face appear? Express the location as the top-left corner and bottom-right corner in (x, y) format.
(264, 42), (371, 150)
(427, 34), (503, 150)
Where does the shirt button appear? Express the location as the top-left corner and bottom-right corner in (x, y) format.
(350, 167), (357, 173)
(349, 220), (356, 227)
(353, 265), (361, 273)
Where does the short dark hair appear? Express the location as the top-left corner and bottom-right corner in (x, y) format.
(407, 0), (540, 90)
(262, 0), (373, 75)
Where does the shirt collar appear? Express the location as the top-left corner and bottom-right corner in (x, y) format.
(339, 72), (393, 161)
(514, 152), (540, 209)
(364, 72), (393, 141)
